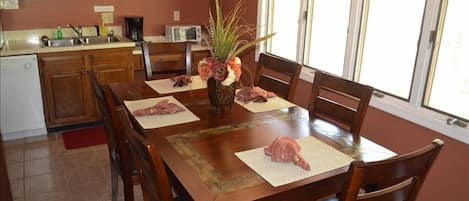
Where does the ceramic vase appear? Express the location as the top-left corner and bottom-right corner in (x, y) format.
(206, 77), (237, 112)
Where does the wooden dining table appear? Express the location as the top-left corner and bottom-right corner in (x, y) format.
(108, 81), (396, 201)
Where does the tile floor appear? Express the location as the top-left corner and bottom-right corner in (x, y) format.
(4, 132), (144, 201)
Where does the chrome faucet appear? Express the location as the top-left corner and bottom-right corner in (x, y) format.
(67, 24), (83, 38)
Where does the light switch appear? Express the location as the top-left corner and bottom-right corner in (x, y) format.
(101, 12), (114, 24)
(173, 10), (180, 21)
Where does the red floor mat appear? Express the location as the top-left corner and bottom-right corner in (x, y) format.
(62, 126), (107, 150)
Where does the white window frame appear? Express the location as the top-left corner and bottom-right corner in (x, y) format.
(257, 0), (469, 144)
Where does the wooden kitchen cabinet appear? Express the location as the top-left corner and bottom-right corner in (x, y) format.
(38, 47), (134, 128)
(38, 51), (98, 128)
(89, 48), (134, 84)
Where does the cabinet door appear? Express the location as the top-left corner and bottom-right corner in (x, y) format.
(89, 48), (134, 85)
(38, 52), (99, 128)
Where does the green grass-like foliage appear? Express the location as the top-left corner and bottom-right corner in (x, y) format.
(206, 0), (275, 61)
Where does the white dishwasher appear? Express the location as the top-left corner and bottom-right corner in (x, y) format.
(0, 54), (47, 140)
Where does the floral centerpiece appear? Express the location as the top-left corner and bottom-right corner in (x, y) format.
(198, 0), (274, 111)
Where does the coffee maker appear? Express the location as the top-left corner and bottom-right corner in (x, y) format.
(125, 16), (144, 42)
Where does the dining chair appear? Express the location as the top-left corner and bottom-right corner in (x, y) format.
(116, 108), (191, 201)
(142, 42), (192, 80)
(334, 139), (444, 201)
(309, 70), (373, 139)
(89, 71), (138, 201)
(255, 52), (301, 101)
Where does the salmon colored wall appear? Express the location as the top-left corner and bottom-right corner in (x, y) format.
(223, 0), (469, 200)
(0, 0), (209, 35)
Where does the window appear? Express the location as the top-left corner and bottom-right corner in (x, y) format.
(265, 0), (302, 61)
(259, 0), (469, 143)
(356, 0), (426, 99)
(424, 0), (469, 121)
(303, 0), (351, 76)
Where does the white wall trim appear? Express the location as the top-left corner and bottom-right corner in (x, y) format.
(2, 128), (47, 141)
(370, 96), (469, 144)
(255, 0), (268, 62)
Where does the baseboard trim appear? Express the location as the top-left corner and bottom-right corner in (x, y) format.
(1, 128), (47, 141)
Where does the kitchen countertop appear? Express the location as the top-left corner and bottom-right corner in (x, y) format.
(0, 27), (207, 57)
(0, 36), (136, 57)
(1, 36), (209, 57)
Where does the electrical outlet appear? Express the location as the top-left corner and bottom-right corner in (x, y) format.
(173, 10), (180, 21)
(101, 12), (114, 24)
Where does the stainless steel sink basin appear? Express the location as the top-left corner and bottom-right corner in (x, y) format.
(45, 38), (80, 47)
(82, 36), (120, 45)
(42, 36), (122, 47)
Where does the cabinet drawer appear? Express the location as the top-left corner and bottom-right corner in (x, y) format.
(38, 52), (86, 73)
(89, 48), (134, 84)
(89, 48), (133, 66)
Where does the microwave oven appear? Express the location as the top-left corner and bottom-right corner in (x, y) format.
(165, 25), (202, 42)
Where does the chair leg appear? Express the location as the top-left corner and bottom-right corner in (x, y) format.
(111, 165), (119, 201)
(122, 172), (135, 201)
(142, 193), (150, 201)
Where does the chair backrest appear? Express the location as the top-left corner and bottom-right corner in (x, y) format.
(89, 70), (119, 161)
(89, 70), (136, 200)
(255, 53), (301, 100)
(309, 71), (373, 138)
(339, 139), (444, 201)
(142, 42), (192, 80)
(116, 108), (174, 201)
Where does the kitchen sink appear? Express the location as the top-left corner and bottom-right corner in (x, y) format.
(82, 36), (120, 45)
(45, 38), (80, 47)
(42, 36), (122, 47)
